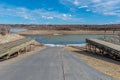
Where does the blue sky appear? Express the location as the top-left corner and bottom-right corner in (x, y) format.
(0, 0), (120, 24)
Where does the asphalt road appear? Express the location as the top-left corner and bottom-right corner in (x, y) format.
(0, 47), (116, 80)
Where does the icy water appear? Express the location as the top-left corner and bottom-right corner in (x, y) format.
(26, 34), (113, 46)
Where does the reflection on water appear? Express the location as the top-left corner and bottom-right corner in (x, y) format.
(26, 34), (113, 46)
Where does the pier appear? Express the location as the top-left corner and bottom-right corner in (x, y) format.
(0, 38), (35, 59)
(86, 38), (120, 59)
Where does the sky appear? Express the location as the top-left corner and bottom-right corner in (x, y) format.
(0, 0), (120, 24)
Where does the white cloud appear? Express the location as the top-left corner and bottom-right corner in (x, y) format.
(33, 9), (74, 21)
(61, 14), (73, 20)
(42, 16), (54, 19)
(0, 4), (84, 23)
(74, 0), (79, 6)
(60, 0), (120, 17)
(92, 0), (101, 3)
(78, 5), (88, 9)
(62, 14), (67, 17)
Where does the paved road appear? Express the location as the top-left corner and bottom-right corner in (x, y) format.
(0, 47), (115, 80)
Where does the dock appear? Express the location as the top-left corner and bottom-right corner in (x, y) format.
(0, 38), (35, 59)
(86, 38), (120, 59)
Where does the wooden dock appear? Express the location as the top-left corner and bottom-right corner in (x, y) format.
(86, 38), (120, 59)
(0, 38), (34, 59)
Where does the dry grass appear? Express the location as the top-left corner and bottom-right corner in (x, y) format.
(0, 34), (24, 44)
(65, 46), (120, 80)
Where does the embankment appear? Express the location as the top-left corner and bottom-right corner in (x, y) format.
(19, 30), (120, 35)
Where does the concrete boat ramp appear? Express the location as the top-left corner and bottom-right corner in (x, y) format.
(0, 47), (115, 80)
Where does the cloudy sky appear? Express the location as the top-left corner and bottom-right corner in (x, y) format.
(0, 0), (120, 24)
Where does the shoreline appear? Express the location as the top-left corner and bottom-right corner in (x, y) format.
(18, 30), (120, 35)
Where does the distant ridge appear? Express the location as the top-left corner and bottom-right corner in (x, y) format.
(0, 24), (120, 31)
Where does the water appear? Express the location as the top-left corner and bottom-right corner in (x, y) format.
(10, 28), (114, 46)
(26, 34), (113, 46)
(10, 28), (27, 33)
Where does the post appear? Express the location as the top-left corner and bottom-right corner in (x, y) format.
(95, 46), (96, 53)
(18, 50), (20, 55)
(113, 29), (115, 43)
(25, 47), (27, 53)
(86, 44), (88, 50)
(104, 27), (106, 40)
